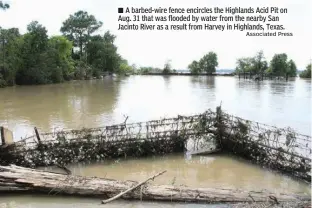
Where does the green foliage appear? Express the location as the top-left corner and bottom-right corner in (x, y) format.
(235, 57), (254, 73)
(162, 60), (172, 74)
(118, 59), (133, 75)
(60, 10), (103, 58)
(235, 51), (268, 75)
(0, 10), (127, 87)
(199, 52), (218, 73)
(137, 66), (161, 74)
(235, 51), (297, 79)
(287, 59), (297, 77)
(86, 31), (122, 75)
(188, 60), (200, 74)
(300, 64), (311, 78)
(188, 51), (218, 74)
(270, 53), (288, 76)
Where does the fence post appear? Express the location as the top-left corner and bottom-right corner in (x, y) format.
(34, 127), (41, 144)
(0, 126), (5, 145)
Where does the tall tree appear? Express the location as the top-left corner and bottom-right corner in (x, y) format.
(235, 57), (253, 73)
(16, 21), (50, 84)
(60, 10), (103, 58)
(47, 36), (75, 81)
(85, 31), (121, 75)
(270, 53), (288, 77)
(253, 51), (268, 74)
(188, 60), (201, 74)
(0, 28), (22, 86)
(162, 60), (172, 74)
(199, 52), (218, 73)
(287, 59), (297, 77)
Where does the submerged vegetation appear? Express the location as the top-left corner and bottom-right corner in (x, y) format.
(0, 5), (134, 88)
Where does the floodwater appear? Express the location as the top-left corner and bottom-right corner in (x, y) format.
(0, 76), (311, 207)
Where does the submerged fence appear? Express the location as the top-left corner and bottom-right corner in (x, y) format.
(0, 108), (311, 182)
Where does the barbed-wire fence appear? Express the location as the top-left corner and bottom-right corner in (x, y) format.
(0, 107), (310, 183)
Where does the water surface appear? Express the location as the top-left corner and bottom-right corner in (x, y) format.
(0, 76), (310, 207)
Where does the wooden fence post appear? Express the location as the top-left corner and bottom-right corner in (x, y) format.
(0, 126), (14, 146)
(0, 126), (5, 145)
(34, 127), (41, 144)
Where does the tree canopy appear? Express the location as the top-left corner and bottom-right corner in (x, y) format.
(0, 10), (131, 88)
(234, 51), (297, 79)
(60, 10), (103, 58)
(162, 60), (172, 74)
(188, 52), (218, 74)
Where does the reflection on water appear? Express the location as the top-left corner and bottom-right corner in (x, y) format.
(0, 76), (310, 139)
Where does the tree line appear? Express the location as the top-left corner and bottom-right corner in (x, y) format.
(187, 50), (311, 79)
(0, 3), (133, 87)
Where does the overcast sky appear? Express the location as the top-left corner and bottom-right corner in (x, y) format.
(0, 0), (311, 70)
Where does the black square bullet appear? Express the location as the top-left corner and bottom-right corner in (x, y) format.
(118, 8), (123, 13)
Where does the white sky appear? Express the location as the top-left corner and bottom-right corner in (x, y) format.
(0, 0), (311, 70)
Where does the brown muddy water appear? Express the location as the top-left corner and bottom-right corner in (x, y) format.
(0, 76), (311, 207)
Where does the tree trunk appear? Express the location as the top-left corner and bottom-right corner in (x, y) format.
(0, 165), (309, 204)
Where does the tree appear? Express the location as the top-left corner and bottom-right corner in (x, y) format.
(286, 59), (297, 78)
(86, 31), (121, 75)
(16, 21), (51, 84)
(198, 52), (218, 73)
(0, 27), (22, 86)
(162, 60), (172, 74)
(48, 36), (75, 81)
(235, 51), (268, 77)
(188, 60), (201, 74)
(235, 58), (253, 73)
(253, 51), (268, 75)
(270, 53), (288, 77)
(60, 10), (103, 58)
(0, 1), (9, 10)
(300, 64), (311, 78)
(118, 59), (133, 75)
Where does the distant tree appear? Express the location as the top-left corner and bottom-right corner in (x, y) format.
(0, 1), (9, 10)
(188, 60), (201, 74)
(235, 57), (253, 73)
(300, 64), (311, 78)
(270, 53), (288, 77)
(162, 60), (172, 74)
(60, 10), (103, 58)
(286, 59), (297, 78)
(118, 59), (133, 75)
(235, 51), (268, 77)
(198, 52), (218, 73)
(253, 50), (268, 75)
